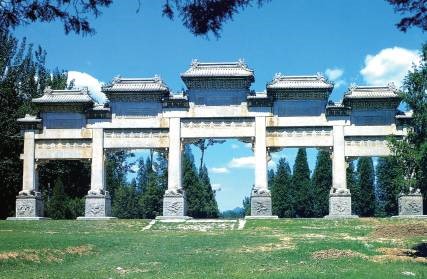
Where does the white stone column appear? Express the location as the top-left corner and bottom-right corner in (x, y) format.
(167, 117), (182, 192)
(332, 125), (346, 190)
(20, 131), (36, 195)
(326, 125), (354, 218)
(249, 116), (275, 218)
(161, 117), (188, 218)
(10, 130), (46, 219)
(254, 117), (268, 191)
(90, 128), (105, 194)
(78, 128), (115, 220)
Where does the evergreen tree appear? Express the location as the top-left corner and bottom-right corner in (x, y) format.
(199, 164), (219, 218)
(271, 158), (292, 217)
(346, 160), (359, 215)
(376, 157), (404, 216)
(0, 30), (65, 218)
(242, 197), (251, 216)
(183, 145), (207, 218)
(139, 170), (163, 219)
(45, 178), (67, 219)
(291, 148), (312, 217)
(357, 157), (376, 216)
(267, 168), (275, 190)
(311, 150), (332, 217)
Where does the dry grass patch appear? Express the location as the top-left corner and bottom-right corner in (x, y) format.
(371, 247), (427, 263)
(312, 249), (367, 260)
(0, 244), (94, 263)
(371, 223), (427, 239)
(234, 236), (294, 253)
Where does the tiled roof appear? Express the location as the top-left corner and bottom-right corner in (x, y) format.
(32, 88), (93, 104)
(344, 83), (399, 99)
(181, 59), (254, 80)
(102, 77), (169, 93)
(267, 73), (333, 90)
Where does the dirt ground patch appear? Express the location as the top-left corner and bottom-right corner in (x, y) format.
(371, 247), (427, 263)
(311, 249), (366, 260)
(234, 236), (295, 253)
(371, 223), (427, 239)
(0, 245), (94, 262)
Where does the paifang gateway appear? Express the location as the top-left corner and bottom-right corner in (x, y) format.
(8, 60), (419, 220)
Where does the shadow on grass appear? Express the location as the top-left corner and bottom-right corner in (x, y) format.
(412, 242), (427, 258)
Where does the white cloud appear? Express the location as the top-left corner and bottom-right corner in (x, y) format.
(325, 67), (345, 89)
(228, 156), (255, 169)
(360, 47), (421, 87)
(67, 71), (106, 103)
(231, 144), (239, 149)
(212, 183), (222, 191)
(210, 167), (229, 174)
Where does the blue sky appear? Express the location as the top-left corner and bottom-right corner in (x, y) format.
(13, 0), (425, 211)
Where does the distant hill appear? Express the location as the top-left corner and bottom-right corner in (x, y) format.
(220, 207), (245, 218)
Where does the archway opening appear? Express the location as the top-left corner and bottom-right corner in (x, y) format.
(38, 160), (90, 219)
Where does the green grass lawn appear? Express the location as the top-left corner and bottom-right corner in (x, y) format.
(0, 218), (426, 278)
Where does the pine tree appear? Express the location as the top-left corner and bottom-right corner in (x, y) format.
(139, 170), (163, 219)
(199, 164), (219, 218)
(311, 150), (332, 217)
(291, 148), (312, 217)
(183, 145), (207, 218)
(242, 197), (251, 216)
(376, 157), (404, 216)
(267, 168), (275, 190)
(357, 157), (376, 216)
(346, 160), (359, 215)
(45, 178), (67, 219)
(271, 158), (292, 217)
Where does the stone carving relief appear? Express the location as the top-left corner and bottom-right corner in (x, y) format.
(36, 140), (92, 150)
(254, 201), (268, 215)
(267, 127), (332, 137)
(104, 129), (168, 139)
(345, 136), (388, 147)
(16, 201), (34, 217)
(87, 203), (105, 217)
(181, 118), (254, 128)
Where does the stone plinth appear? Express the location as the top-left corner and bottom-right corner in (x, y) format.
(395, 192), (425, 218)
(160, 190), (189, 218)
(249, 189), (277, 219)
(7, 194), (49, 220)
(77, 192), (116, 220)
(325, 192), (357, 219)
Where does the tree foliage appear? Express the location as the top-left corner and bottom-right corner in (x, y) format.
(357, 157), (376, 217)
(376, 156), (404, 216)
(0, 0), (268, 37)
(291, 148), (313, 217)
(387, 0), (427, 32)
(311, 150), (332, 217)
(0, 29), (69, 218)
(271, 158), (292, 217)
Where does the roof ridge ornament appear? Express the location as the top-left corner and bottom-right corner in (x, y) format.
(349, 83), (357, 91)
(153, 74), (161, 83)
(44, 86), (53, 94)
(316, 72), (324, 81)
(191, 59), (199, 68)
(387, 82), (397, 90)
(112, 75), (121, 84)
(273, 72), (283, 80)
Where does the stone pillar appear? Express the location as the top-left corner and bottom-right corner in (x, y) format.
(394, 188), (425, 218)
(78, 128), (115, 220)
(248, 117), (276, 219)
(325, 125), (355, 218)
(8, 131), (46, 220)
(159, 117), (189, 219)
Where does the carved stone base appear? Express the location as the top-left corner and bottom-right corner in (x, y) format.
(162, 190), (188, 217)
(397, 193), (424, 216)
(324, 193), (358, 219)
(8, 194), (45, 219)
(250, 190), (274, 217)
(77, 192), (115, 219)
